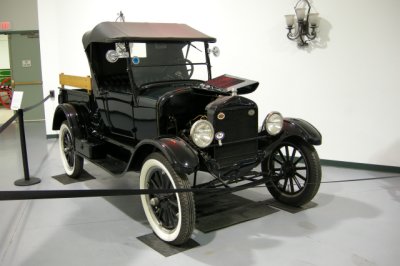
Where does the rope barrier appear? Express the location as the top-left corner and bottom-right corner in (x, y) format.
(1, 174), (400, 201)
(0, 188), (220, 201)
(23, 94), (52, 113)
(0, 92), (54, 134)
(1, 89), (399, 201)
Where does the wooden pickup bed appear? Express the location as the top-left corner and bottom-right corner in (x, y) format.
(59, 73), (92, 93)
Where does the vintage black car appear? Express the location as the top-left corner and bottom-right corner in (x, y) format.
(53, 21), (322, 245)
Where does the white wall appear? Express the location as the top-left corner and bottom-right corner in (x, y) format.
(37, 0), (400, 167)
(0, 0), (39, 31)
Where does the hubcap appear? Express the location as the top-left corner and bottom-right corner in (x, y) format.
(150, 197), (160, 206)
(282, 162), (296, 177)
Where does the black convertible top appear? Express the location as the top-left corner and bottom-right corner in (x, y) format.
(82, 22), (216, 48)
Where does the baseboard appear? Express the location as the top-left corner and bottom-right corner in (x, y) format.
(46, 134), (58, 139)
(321, 159), (400, 174)
(25, 119), (45, 122)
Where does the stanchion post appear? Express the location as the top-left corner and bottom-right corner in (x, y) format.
(14, 109), (41, 186)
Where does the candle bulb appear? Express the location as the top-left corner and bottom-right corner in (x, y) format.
(295, 8), (306, 21)
(285, 15), (295, 27)
(308, 13), (320, 26)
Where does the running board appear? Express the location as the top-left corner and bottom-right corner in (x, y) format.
(91, 154), (131, 176)
(75, 138), (134, 176)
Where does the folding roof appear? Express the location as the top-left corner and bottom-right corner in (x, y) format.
(82, 22), (216, 48)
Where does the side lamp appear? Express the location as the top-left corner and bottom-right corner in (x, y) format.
(285, 0), (320, 46)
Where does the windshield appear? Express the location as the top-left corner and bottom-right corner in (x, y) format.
(127, 42), (209, 87)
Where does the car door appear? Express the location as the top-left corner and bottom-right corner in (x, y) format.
(103, 76), (135, 137)
(134, 95), (158, 140)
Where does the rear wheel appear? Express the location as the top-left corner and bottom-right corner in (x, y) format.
(140, 153), (195, 245)
(262, 139), (321, 206)
(59, 121), (83, 178)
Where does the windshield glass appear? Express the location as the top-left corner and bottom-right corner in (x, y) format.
(128, 42), (209, 87)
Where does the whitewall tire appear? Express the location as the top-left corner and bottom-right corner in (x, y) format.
(140, 152), (195, 245)
(59, 121), (83, 178)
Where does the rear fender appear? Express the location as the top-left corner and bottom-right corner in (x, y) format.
(131, 137), (199, 174)
(52, 103), (85, 139)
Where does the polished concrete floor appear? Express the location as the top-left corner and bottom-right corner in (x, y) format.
(0, 121), (399, 266)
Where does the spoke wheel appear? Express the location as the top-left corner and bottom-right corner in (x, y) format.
(59, 121), (83, 178)
(262, 139), (321, 206)
(140, 153), (195, 245)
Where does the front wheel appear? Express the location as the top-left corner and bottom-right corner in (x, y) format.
(262, 139), (321, 206)
(140, 153), (195, 245)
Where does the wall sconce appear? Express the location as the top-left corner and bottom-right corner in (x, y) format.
(285, 0), (319, 46)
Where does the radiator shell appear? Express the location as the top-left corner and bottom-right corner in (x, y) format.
(206, 96), (258, 169)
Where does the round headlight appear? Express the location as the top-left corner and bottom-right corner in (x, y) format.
(264, 112), (283, 136)
(190, 120), (214, 148)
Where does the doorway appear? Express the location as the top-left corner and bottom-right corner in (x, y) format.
(8, 31), (44, 121)
(0, 34), (13, 123)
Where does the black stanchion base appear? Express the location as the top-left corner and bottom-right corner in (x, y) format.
(14, 177), (41, 186)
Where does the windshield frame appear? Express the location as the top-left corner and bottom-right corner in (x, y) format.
(125, 41), (212, 88)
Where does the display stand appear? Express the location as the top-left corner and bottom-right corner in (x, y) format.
(14, 109), (41, 186)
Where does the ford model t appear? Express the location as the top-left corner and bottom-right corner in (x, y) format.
(53, 21), (322, 245)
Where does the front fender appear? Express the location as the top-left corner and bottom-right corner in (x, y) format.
(283, 118), (322, 145)
(131, 137), (199, 174)
(259, 118), (321, 156)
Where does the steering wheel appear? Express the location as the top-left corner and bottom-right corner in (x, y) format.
(183, 59), (194, 79)
(163, 59), (194, 80)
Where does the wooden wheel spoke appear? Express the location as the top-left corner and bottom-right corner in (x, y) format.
(285, 145), (290, 161)
(155, 207), (162, 220)
(163, 206), (173, 226)
(293, 156), (303, 166)
(289, 176), (294, 193)
(152, 173), (162, 188)
(149, 178), (159, 189)
(293, 176), (302, 189)
(283, 176), (289, 191)
(168, 198), (178, 208)
(162, 202), (178, 228)
(273, 157), (284, 165)
(278, 150), (286, 162)
(290, 148), (297, 163)
(295, 172), (307, 181)
(156, 172), (165, 188)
